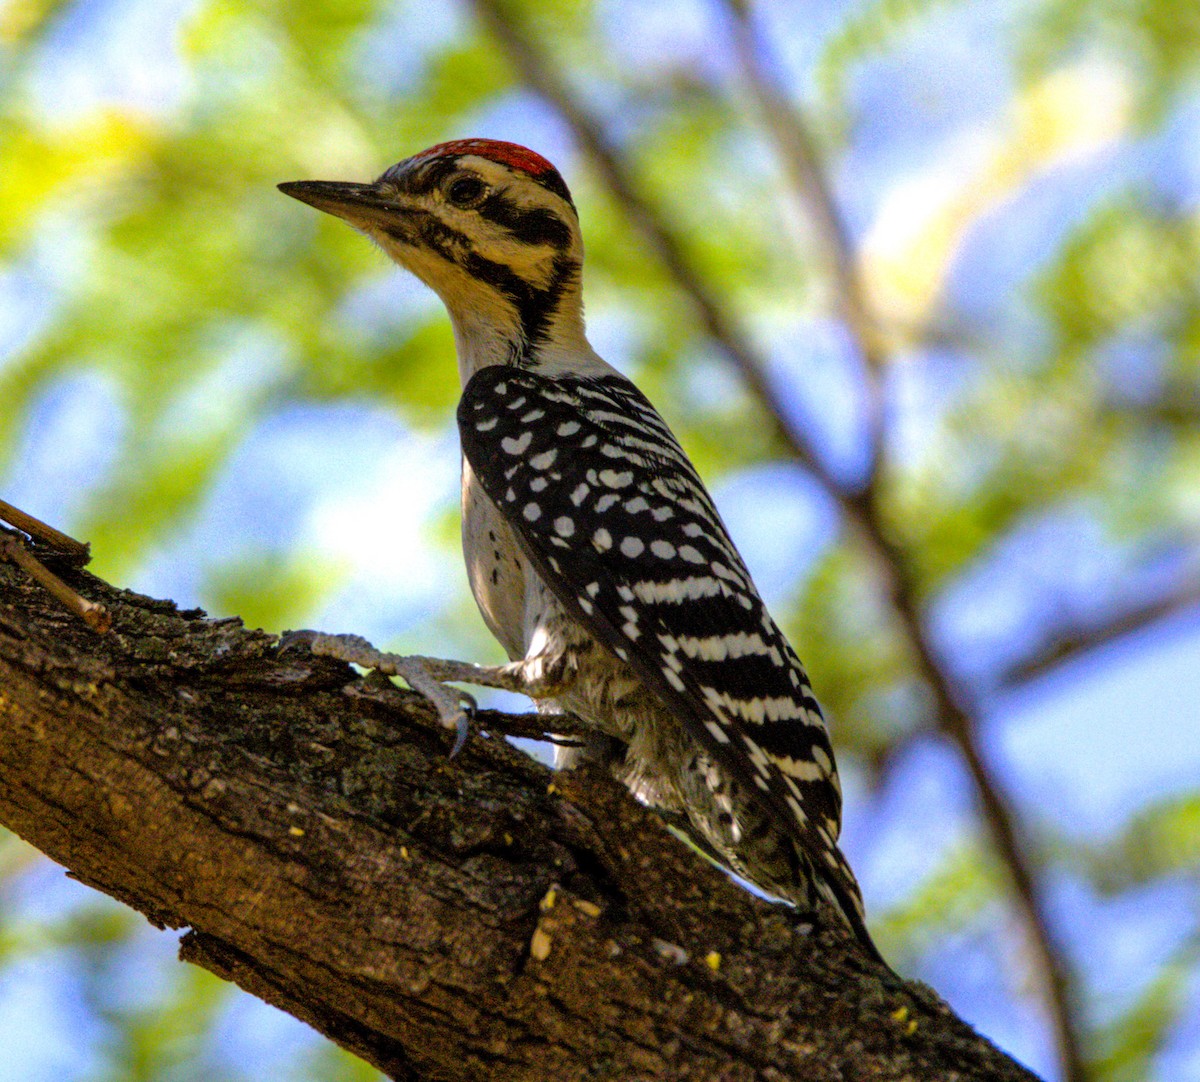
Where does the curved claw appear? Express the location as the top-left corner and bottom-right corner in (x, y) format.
(449, 714), (470, 758)
(449, 690), (476, 758)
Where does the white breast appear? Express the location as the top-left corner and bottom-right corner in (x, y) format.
(460, 457), (530, 661)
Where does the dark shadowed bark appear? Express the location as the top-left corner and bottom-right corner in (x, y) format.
(0, 533), (1041, 1081)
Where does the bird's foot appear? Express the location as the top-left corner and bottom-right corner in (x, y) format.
(280, 631), (482, 755)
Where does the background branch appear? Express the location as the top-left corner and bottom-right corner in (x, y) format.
(0, 542), (1046, 1082)
(998, 576), (1200, 691)
(720, 0), (887, 479)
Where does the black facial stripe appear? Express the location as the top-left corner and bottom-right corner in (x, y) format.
(478, 193), (572, 250)
(460, 249), (533, 305)
(533, 168), (574, 209)
(380, 203), (579, 361)
(387, 157), (457, 196)
(526, 255), (579, 348)
(381, 209), (472, 263)
(461, 250), (580, 357)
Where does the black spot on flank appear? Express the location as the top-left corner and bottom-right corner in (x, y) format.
(478, 194), (572, 249)
(491, 569), (499, 585)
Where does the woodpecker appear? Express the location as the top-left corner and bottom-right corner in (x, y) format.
(279, 139), (881, 961)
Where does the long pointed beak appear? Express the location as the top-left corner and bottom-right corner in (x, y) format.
(277, 180), (401, 227)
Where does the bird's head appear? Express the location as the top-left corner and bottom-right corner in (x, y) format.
(280, 139), (586, 371)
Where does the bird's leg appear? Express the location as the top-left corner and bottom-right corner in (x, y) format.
(281, 631), (574, 754)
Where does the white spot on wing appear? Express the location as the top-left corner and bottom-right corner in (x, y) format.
(704, 720), (731, 744)
(598, 469), (633, 488)
(785, 795), (808, 825)
(674, 630), (778, 663)
(502, 431), (533, 455)
(776, 756), (826, 782)
(633, 576), (721, 604)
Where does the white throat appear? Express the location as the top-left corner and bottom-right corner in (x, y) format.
(445, 280), (602, 388)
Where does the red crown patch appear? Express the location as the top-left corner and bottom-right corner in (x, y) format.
(412, 139), (558, 177)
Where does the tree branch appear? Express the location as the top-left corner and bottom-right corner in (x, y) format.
(0, 537), (1042, 1080)
(998, 575), (1200, 691)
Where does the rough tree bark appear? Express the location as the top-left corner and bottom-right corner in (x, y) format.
(0, 530), (1042, 1081)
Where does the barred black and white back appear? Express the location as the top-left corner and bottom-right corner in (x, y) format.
(459, 364), (874, 949)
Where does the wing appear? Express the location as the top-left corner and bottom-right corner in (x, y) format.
(457, 364), (868, 937)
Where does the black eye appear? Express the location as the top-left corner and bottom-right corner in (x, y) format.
(446, 175), (486, 207)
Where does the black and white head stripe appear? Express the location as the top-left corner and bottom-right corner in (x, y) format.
(373, 142), (582, 360)
(385, 138), (576, 209)
(458, 364), (870, 939)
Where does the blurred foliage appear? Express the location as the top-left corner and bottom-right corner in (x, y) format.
(874, 842), (1004, 960)
(1, 0), (1198, 1078)
(205, 549), (347, 632)
(1089, 946), (1199, 1082)
(1070, 793), (1200, 892)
